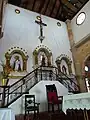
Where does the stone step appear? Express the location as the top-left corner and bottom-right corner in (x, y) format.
(15, 111), (66, 120)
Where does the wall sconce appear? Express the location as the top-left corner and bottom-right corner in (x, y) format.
(57, 22), (61, 27)
(36, 16), (41, 20)
(15, 9), (20, 14)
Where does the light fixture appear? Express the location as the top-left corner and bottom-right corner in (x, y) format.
(15, 9), (20, 14)
(57, 22), (61, 26)
(85, 66), (88, 72)
(36, 16), (41, 20)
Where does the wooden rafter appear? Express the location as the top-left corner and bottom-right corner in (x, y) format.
(8, 0), (89, 22)
(69, 1), (79, 9)
(32, 0), (36, 11)
(59, 6), (66, 21)
(63, 8), (73, 20)
(72, 0), (89, 18)
(43, 0), (50, 15)
(50, 0), (57, 17)
(63, 4), (75, 14)
(21, 0), (29, 9)
(38, 0), (45, 13)
(61, 0), (78, 12)
(55, 0), (61, 18)
(78, 0), (83, 4)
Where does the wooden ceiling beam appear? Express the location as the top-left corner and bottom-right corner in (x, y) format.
(78, 0), (83, 4)
(63, 3), (75, 14)
(38, 0), (45, 13)
(72, 0), (89, 18)
(8, 0), (21, 6)
(32, 0), (36, 11)
(59, 3), (73, 21)
(8, 0), (89, 22)
(61, 0), (78, 12)
(56, 0), (62, 19)
(63, 8), (73, 18)
(25, 0), (35, 10)
(21, 0), (29, 9)
(68, 1), (79, 9)
(50, 0), (57, 17)
(43, 0), (50, 15)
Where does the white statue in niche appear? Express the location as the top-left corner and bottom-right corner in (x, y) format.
(38, 52), (47, 66)
(13, 56), (21, 71)
(10, 54), (23, 72)
(62, 65), (67, 74)
(61, 60), (69, 75)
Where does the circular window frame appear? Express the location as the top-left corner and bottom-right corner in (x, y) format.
(76, 12), (86, 25)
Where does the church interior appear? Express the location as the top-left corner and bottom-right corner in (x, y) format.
(0, 0), (90, 120)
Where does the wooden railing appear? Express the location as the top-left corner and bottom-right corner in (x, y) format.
(0, 66), (80, 107)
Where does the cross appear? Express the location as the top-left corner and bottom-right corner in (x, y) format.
(35, 14), (47, 43)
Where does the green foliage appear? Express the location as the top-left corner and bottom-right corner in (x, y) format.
(0, 60), (8, 79)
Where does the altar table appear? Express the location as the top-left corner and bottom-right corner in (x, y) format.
(62, 92), (90, 114)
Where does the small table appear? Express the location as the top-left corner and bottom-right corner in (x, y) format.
(0, 108), (15, 120)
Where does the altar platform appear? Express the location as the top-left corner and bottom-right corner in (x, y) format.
(0, 108), (15, 120)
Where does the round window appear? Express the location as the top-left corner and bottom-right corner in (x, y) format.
(76, 12), (86, 25)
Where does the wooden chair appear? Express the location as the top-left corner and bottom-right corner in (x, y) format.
(46, 84), (63, 112)
(25, 95), (40, 120)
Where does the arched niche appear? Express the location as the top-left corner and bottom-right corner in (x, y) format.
(82, 55), (90, 92)
(82, 54), (90, 77)
(33, 45), (52, 67)
(5, 47), (28, 74)
(56, 54), (72, 75)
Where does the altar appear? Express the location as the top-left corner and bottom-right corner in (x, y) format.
(62, 92), (90, 114)
(0, 108), (15, 120)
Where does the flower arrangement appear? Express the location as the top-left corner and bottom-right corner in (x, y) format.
(0, 60), (8, 79)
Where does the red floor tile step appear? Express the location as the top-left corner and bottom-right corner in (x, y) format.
(15, 111), (66, 120)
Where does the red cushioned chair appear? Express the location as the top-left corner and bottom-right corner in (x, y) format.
(46, 84), (63, 112)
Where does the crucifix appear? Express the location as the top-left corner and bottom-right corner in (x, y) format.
(35, 14), (47, 43)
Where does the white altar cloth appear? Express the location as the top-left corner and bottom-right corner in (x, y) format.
(0, 108), (15, 120)
(62, 92), (90, 114)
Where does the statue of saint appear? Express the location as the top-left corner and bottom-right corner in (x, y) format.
(62, 65), (67, 74)
(41, 55), (46, 66)
(13, 56), (21, 71)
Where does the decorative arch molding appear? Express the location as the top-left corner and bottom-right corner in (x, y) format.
(33, 45), (52, 67)
(56, 54), (72, 74)
(82, 54), (90, 73)
(5, 47), (28, 74)
(84, 54), (90, 63)
(82, 54), (90, 77)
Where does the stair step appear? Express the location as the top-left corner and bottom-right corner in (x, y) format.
(15, 111), (66, 120)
